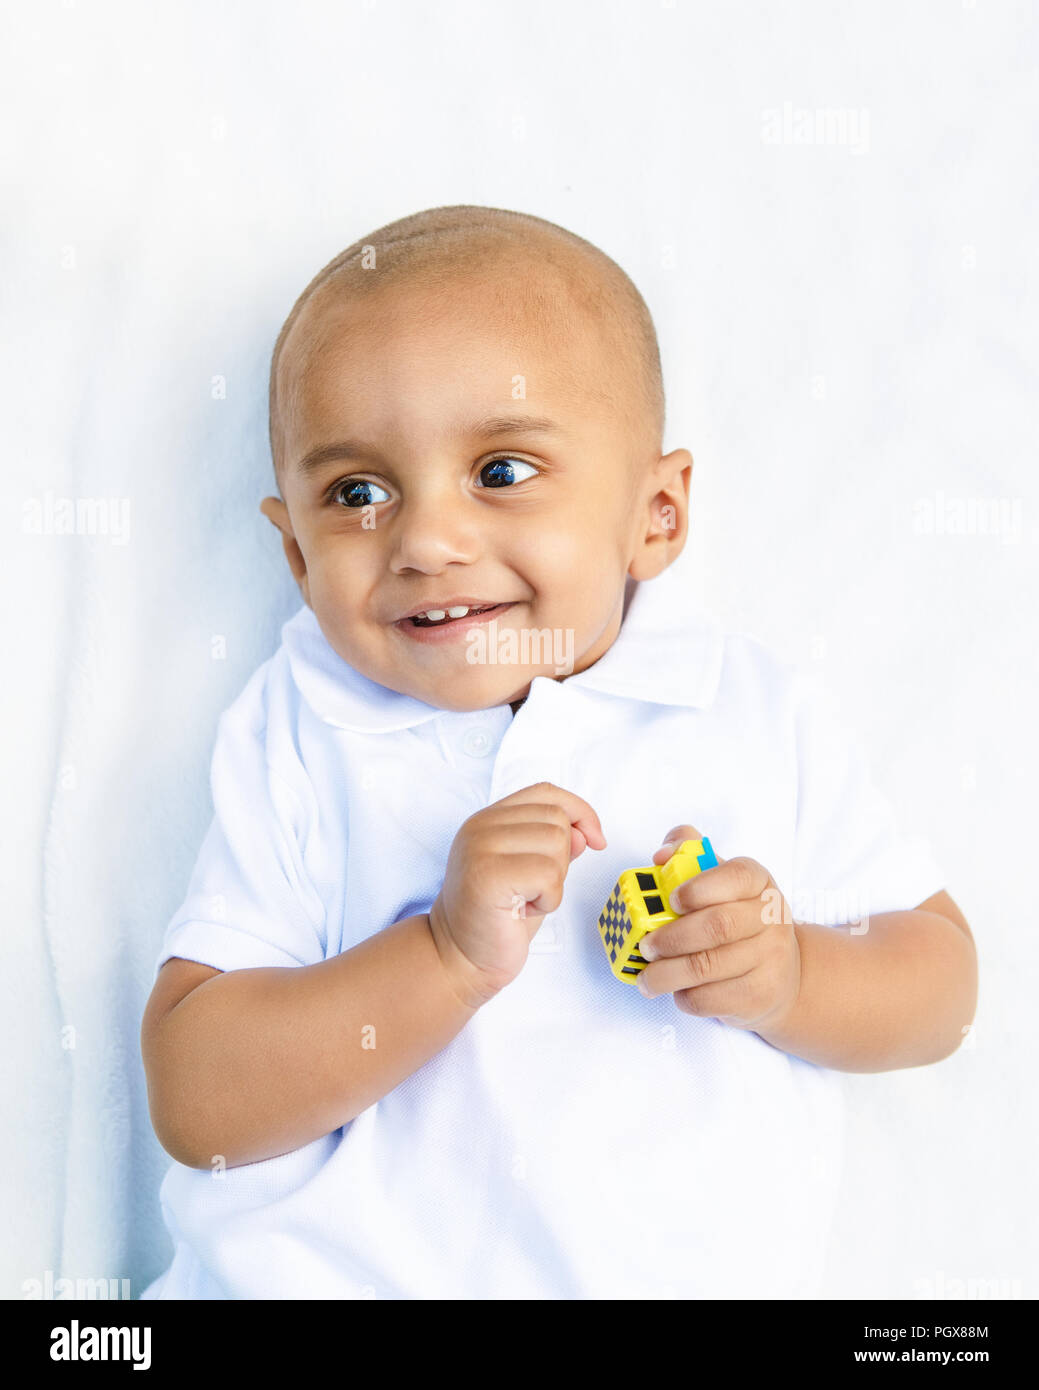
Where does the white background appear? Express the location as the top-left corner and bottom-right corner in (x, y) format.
(2, 0), (1035, 1301)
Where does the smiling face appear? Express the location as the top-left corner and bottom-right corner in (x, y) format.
(262, 249), (691, 712)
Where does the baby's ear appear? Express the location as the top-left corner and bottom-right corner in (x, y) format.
(259, 496), (310, 605)
(628, 448), (691, 581)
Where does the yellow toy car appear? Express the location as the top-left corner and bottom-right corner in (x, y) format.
(598, 838), (718, 985)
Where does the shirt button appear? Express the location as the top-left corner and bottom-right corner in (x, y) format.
(461, 727), (493, 758)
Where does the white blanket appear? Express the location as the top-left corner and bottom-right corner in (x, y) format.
(2, 0), (1034, 1301)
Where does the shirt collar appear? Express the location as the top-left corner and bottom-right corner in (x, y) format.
(564, 568), (724, 710)
(282, 567), (724, 733)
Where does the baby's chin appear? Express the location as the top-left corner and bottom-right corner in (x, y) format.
(394, 667), (534, 713)
(318, 614), (574, 711)
(320, 636), (531, 710)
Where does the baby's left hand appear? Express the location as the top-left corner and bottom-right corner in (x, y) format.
(635, 824), (801, 1031)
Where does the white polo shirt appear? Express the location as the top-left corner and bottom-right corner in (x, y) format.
(140, 573), (947, 1300)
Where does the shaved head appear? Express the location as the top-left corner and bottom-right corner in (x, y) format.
(268, 204), (665, 489)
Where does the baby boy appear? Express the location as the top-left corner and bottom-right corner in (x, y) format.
(140, 204), (977, 1300)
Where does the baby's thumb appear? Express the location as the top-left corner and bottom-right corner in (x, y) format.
(568, 824), (589, 862)
(651, 823), (723, 865)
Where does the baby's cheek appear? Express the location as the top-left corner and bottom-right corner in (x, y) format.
(537, 523), (617, 586)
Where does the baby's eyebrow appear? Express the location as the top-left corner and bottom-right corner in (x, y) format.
(294, 415), (566, 477)
(469, 414), (565, 439)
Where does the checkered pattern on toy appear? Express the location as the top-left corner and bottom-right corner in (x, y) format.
(598, 886), (631, 962)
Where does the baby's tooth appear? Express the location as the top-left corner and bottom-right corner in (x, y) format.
(425, 609), (447, 621)
(446, 606), (470, 618)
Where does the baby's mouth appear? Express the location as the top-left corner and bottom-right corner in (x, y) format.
(405, 602), (511, 629)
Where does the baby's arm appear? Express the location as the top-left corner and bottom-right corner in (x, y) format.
(751, 889), (978, 1072)
(141, 914), (480, 1171)
(142, 781), (605, 1171)
(637, 826), (977, 1072)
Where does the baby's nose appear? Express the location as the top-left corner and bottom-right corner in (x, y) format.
(388, 491), (483, 572)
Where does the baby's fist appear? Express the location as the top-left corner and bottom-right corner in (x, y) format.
(640, 824), (801, 1032)
(429, 782), (606, 1009)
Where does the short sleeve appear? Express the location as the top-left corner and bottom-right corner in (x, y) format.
(789, 674), (948, 927)
(152, 675), (327, 981)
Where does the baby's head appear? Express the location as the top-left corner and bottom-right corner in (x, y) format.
(262, 205), (691, 712)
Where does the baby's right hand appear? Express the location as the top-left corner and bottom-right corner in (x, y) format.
(428, 782), (607, 1009)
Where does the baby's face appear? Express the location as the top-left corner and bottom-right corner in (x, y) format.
(265, 264), (689, 712)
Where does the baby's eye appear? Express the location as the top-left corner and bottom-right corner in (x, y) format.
(333, 479), (390, 508)
(477, 457), (538, 488)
